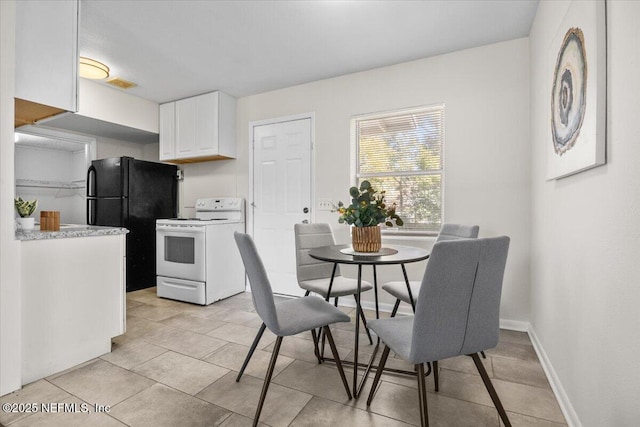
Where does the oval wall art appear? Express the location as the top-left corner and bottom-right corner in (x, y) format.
(551, 28), (587, 156)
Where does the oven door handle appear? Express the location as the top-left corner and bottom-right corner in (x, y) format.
(156, 225), (206, 234)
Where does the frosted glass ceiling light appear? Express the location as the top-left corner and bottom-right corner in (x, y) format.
(79, 57), (110, 79)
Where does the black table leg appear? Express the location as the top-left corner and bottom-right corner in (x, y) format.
(373, 265), (379, 319)
(353, 263), (362, 397)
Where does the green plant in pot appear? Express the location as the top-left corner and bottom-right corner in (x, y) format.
(335, 181), (403, 252)
(15, 197), (38, 230)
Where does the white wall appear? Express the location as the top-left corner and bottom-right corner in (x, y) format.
(529, 1), (640, 425)
(178, 160), (237, 218)
(15, 145), (87, 224)
(96, 137), (159, 162)
(184, 38), (532, 320)
(0, 0), (21, 395)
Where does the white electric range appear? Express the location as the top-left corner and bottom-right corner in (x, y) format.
(156, 197), (245, 305)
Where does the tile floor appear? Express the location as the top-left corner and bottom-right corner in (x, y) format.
(1, 288), (567, 427)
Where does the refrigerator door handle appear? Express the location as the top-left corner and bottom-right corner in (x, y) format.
(87, 165), (96, 198)
(86, 165), (96, 225)
(87, 199), (96, 225)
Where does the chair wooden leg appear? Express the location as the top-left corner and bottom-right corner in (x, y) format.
(253, 336), (283, 427)
(366, 345), (391, 406)
(237, 323), (266, 382)
(416, 363), (429, 427)
(470, 353), (511, 427)
(323, 326), (352, 400)
(433, 360), (439, 392)
(390, 299), (400, 317)
(354, 294), (374, 345)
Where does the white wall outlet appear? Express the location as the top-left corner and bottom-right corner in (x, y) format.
(318, 199), (333, 211)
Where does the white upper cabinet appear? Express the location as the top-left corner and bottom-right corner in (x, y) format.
(159, 91), (237, 163)
(15, 0), (79, 112)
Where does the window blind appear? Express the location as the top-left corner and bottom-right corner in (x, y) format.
(355, 105), (444, 232)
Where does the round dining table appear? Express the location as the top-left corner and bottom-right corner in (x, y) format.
(308, 243), (430, 397)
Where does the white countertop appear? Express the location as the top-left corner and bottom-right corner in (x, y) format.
(16, 224), (129, 241)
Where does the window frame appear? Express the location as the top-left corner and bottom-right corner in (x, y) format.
(351, 104), (445, 237)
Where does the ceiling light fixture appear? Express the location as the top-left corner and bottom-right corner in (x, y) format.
(79, 57), (110, 79)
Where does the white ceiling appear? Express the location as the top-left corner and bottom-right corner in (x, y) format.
(79, 0), (539, 104)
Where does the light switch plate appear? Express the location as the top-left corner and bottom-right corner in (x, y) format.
(318, 199), (333, 211)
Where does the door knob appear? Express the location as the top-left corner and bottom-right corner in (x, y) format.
(302, 220), (309, 224)
(303, 207), (309, 213)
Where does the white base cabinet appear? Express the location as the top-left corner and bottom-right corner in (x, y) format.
(21, 234), (125, 384)
(160, 91), (236, 163)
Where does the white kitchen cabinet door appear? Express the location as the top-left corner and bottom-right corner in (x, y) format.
(175, 97), (198, 158)
(15, 0), (78, 112)
(159, 102), (176, 161)
(194, 92), (220, 156)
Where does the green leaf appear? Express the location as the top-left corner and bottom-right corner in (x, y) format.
(14, 197), (38, 217)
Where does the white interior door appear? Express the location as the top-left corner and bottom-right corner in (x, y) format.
(252, 117), (312, 296)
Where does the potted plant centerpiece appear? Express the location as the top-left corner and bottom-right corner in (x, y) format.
(335, 181), (403, 252)
(15, 197), (38, 230)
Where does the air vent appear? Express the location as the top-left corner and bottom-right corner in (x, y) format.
(106, 77), (137, 89)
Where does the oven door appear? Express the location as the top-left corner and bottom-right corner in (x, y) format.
(156, 224), (206, 282)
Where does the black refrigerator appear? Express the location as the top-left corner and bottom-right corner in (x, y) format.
(87, 157), (178, 292)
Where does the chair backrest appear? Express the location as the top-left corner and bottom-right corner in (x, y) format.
(409, 236), (509, 363)
(436, 223), (480, 242)
(233, 232), (279, 332)
(294, 223), (341, 282)
(460, 236), (510, 354)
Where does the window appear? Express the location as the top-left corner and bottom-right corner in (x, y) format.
(353, 105), (444, 233)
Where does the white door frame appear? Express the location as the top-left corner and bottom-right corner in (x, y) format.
(247, 112), (316, 237)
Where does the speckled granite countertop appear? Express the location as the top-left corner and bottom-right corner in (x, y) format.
(16, 225), (129, 241)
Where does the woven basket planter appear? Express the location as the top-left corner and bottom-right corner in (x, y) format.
(352, 225), (382, 253)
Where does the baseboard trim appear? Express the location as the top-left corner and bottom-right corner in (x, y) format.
(499, 318), (529, 331)
(527, 325), (581, 427)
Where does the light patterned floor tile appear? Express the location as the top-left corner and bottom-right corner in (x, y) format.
(109, 383), (231, 427)
(132, 351), (229, 395)
(197, 372), (312, 427)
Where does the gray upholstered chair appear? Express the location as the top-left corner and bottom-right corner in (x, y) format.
(382, 224), (480, 316)
(366, 236), (511, 427)
(233, 232), (352, 426)
(295, 223), (375, 344)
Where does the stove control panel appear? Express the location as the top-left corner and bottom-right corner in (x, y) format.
(195, 197), (244, 212)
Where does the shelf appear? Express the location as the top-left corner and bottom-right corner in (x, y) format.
(16, 178), (85, 190)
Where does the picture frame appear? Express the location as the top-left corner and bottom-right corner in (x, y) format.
(546, 0), (606, 180)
